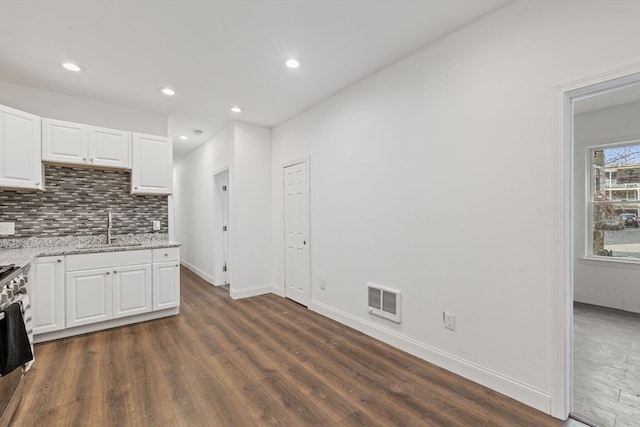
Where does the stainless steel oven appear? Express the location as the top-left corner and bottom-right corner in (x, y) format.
(0, 264), (30, 427)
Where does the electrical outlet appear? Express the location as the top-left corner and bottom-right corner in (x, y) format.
(0, 222), (15, 235)
(320, 279), (326, 290)
(153, 220), (161, 231)
(443, 312), (456, 331)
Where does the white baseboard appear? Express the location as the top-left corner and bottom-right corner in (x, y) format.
(271, 284), (285, 297)
(574, 293), (640, 314)
(623, 301), (640, 314)
(310, 301), (551, 415)
(230, 284), (273, 300)
(180, 259), (216, 285)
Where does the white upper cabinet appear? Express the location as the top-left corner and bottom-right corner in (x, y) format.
(42, 118), (87, 164)
(42, 118), (131, 169)
(0, 104), (43, 190)
(88, 126), (131, 169)
(131, 132), (172, 195)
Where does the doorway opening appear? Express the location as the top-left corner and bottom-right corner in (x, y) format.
(214, 168), (230, 286)
(569, 75), (640, 426)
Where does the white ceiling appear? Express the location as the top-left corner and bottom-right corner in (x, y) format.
(0, 0), (511, 163)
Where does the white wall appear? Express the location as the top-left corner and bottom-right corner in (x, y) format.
(229, 122), (272, 299)
(173, 121), (272, 297)
(174, 122), (234, 283)
(574, 101), (640, 313)
(0, 81), (167, 136)
(270, 0), (640, 416)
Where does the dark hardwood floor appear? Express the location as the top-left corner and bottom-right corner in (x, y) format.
(12, 267), (573, 426)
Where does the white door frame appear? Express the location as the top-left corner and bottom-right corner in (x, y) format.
(282, 156), (311, 306)
(213, 166), (230, 286)
(550, 64), (640, 419)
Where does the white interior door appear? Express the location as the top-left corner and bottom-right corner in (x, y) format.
(214, 169), (230, 286)
(284, 160), (310, 306)
(222, 175), (229, 285)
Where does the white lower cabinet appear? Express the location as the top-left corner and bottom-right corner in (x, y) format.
(65, 250), (153, 328)
(66, 267), (113, 328)
(32, 256), (66, 334)
(113, 264), (152, 318)
(152, 248), (181, 310)
(34, 247), (179, 341)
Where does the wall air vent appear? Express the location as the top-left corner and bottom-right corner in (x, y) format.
(367, 283), (401, 323)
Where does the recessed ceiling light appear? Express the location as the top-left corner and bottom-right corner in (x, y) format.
(230, 106), (242, 113)
(61, 62), (83, 72)
(179, 135), (189, 140)
(160, 87), (176, 96)
(285, 58), (301, 69)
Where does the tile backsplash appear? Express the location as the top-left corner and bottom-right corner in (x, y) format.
(0, 165), (168, 238)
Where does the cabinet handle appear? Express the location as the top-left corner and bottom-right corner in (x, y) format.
(175, 264), (179, 267)
(35, 182), (41, 186)
(134, 187), (138, 190)
(164, 253), (168, 257)
(113, 270), (118, 274)
(106, 271), (111, 275)
(83, 157), (86, 161)
(57, 259), (62, 263)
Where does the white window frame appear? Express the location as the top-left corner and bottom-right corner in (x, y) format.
(587, 139), (640, 263)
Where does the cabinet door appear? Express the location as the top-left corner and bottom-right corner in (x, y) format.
(112, 264), (152, 318)
(66, 268), (112, 327)
(32, 256), (65, 334)
(153, 261), (180, 310)
(42, 118), (88, 165)
(88, 126), (131, 169)
(0, 105), (43, 190)
(131, 133), (172, 194)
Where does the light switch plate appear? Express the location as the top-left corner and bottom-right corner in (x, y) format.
(0, 222), (16, 235)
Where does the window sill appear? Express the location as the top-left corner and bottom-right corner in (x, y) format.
(578, 256), (640, 269)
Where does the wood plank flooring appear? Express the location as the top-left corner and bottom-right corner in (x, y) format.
(573, 302), (640, 427)
(11, 267), (573, 426)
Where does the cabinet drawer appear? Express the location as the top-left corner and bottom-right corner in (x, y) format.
(67, 250), (152, 271)
(152, 247), (180, 262)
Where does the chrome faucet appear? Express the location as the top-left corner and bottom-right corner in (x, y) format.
(107, 210), (113, 245)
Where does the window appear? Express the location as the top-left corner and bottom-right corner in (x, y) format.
(590, 142), (640, 259)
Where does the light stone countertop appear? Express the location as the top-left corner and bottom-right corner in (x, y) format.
(0, 234), (181, 269)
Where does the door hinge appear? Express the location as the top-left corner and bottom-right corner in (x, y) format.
(222, 264), (227, 272)
(223, 225), (227, 231)
(222, 185), (227, 191)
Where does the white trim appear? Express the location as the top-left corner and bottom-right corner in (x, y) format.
(577, 257), (640, 268)
(574, 293), (640, 314)
(282, 155), (310, 169)
(213, 167), (231, 286)
(180, 259), (216, 285)
(551, 63), (640, 419)
(230, 284), (272, 299)
(310, 301), (551, 413)
(585, 138), (640, 261)
(212, 165), (230, 176)
(271, 285), (285, 297)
